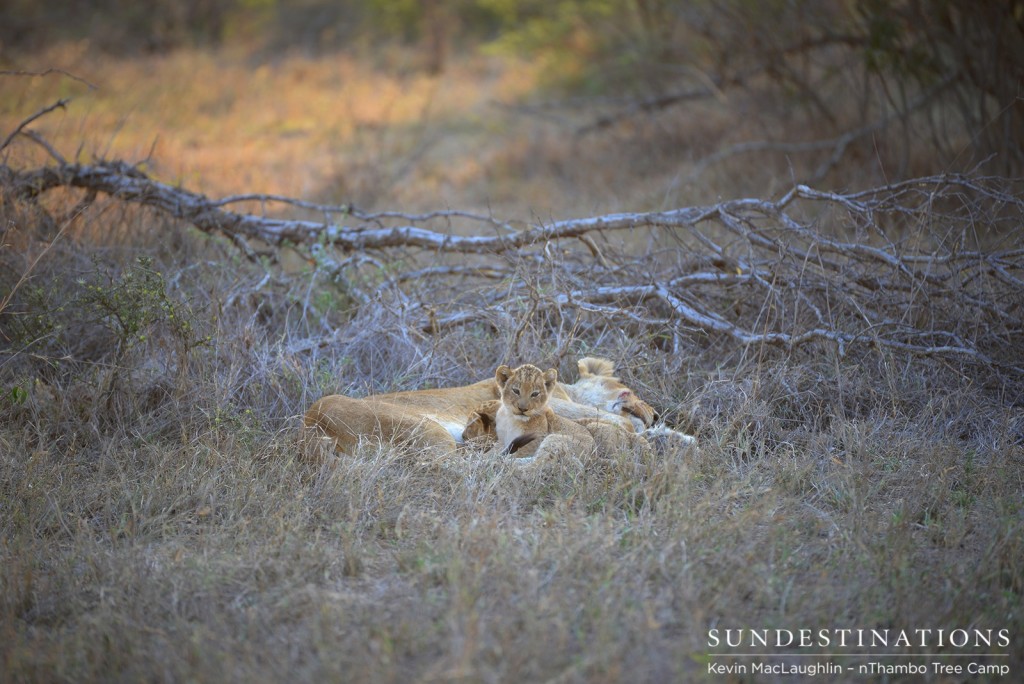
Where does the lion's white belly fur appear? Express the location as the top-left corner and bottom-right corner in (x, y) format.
(430, 417), (471, 444)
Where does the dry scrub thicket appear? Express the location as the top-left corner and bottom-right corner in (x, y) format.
(2, 112), (1024, 682)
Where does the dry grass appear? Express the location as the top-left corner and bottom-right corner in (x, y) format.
(2, 45), (1023, 683)
(1, 45), (552, 214)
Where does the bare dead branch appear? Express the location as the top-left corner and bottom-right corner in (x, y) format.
(0, 67), (98, 90)
(17, 129), (68, 164)
(2, 148), (1021, 380)
(0, 99), (69, 154)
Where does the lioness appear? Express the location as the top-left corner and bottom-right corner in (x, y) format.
(493, 364), (596, 460)
(303, 356), (672, 457)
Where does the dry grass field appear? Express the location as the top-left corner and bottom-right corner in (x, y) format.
(2, 37), (1023, 684)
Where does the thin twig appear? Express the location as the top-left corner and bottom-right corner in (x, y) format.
(0, 99), (69, 153)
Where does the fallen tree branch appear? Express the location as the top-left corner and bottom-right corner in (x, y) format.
(4, 161), (715, 254)
(2, 151), (1022, 379)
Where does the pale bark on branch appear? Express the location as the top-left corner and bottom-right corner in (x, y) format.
(3, 155), (1022, 378)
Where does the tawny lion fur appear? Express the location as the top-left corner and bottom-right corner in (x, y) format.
(492, 364), (597, 461)
(303, 357), (667, 458)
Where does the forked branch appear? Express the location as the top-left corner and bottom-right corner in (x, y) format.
(2, 149), (1022, 378)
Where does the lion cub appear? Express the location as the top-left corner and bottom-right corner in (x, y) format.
(494, 364), (596, 460)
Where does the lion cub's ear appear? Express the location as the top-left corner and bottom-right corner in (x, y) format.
(543, 368), (558, 389)
(495, 365), (512, 387)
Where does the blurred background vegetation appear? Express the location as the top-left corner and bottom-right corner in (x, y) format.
(3, 0), (1022, 175)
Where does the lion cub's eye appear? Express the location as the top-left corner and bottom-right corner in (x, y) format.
(530, 391), (540, 398)
(511, 388), (520, 396)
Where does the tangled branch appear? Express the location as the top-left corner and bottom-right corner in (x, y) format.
(3, 140), (1022, 378)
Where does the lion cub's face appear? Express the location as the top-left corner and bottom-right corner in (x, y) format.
(495, 364), (558, 419)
